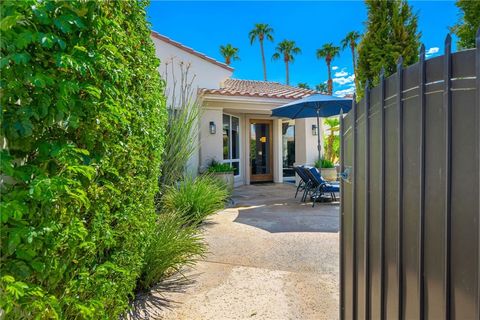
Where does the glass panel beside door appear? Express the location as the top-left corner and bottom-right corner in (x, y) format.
(223, 114), (240, 177)
(250, 120), (273, 182)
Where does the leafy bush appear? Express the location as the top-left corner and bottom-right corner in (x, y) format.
(161, 176), (229, 225)
(137, 213), (206, 291)
(0, 1), (166, 318)
(315, 158), (335, 169)
(207, 160), (234, 173)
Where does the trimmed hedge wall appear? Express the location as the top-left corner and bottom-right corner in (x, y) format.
(0, 0), (166, 318)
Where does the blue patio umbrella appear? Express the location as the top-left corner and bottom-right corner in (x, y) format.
(271, 94), (352, 174)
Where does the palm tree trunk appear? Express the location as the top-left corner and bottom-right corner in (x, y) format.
(327, 61), (332, 95)
(260, 40), (267, 81)
(285, 60), (289, 85)
(226, 56), (231, 65)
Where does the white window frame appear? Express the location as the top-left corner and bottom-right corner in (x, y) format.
(223, 113), (241, 177)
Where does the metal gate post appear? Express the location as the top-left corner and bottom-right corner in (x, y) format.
(418, 44), (426, 320)
(443, 34), (452, 320)
(340, 108), (345, 320)
(364, 81), (371, 319)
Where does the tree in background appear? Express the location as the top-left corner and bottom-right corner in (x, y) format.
(249, 23), (274, 81)
(315, 83), (328, 93)
(357, 0), (420, 97)
(298, 82), (311, 89)
(316, 43), (340, 95)
(450, 0), (480, 49)
(272, 40), (301, 85)
(323, 117), (340, 163)
(219, 44), (240, 65)
(341, 31), (361, 92)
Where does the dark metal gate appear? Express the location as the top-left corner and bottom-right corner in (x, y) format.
(340, 33), (480, 320)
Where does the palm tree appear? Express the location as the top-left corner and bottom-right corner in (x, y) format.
(249, 24), (274, 81)
(341, 31), (361, 91)
(219, 44), (240, 66)
(315, 83), (328, 93)
(272, 40), (301, 85)
(324, 117), (340, 162)
(316, 43), (340, 95)
(298, 82), (310, 89)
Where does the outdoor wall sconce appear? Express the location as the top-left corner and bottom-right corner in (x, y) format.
(312, 124), (318, 136)
(209, 121), (216, 134)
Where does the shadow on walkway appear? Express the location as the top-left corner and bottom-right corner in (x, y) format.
(127, 274), (196, 319)
(231, 183), (339, 233)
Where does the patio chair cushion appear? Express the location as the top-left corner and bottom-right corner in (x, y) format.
(322, 184), (339, 193)
(308, 167), (339, 192)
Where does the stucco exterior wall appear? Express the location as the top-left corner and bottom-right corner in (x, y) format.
(199, 108), (223, 169)
(151, 35), (232, 106)
(201, 96), (323, 187)
(150, 33), (233, 176)
(294, 118), (324, 166)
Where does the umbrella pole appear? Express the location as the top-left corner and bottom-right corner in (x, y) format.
(316, 109), (321, 178)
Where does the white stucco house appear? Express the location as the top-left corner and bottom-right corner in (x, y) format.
(151, 31), (323, 187)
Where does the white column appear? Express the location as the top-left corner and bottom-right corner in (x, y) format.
(294, 118), (319, 167)
(273, 118), (283, 183)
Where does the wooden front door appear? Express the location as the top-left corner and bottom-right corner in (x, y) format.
(250, 120), (273, 182)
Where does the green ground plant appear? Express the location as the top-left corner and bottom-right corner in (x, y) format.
(315, 158), (335, 169)
(137, 213), (206, 291)
(158, 61), (200, 189)
(161, 175), (230, 226)
(207, 160), (234, 173)
(0, 0), (166, 318)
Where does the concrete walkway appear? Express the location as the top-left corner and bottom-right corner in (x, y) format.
(133, 183), (340, 320)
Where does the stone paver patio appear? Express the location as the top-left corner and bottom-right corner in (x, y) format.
(132, 183), (340, 320)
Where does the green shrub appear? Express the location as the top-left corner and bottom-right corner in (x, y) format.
(161, 175), (229, 225)
(0, 1), (166, 318)
(137, 213), (206, 291)
(207, 160), (234, 173)
(315, 158), (335, 169)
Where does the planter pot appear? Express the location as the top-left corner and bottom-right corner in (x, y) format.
(321, 167), (338, 182)
(211, 172), (234, 191)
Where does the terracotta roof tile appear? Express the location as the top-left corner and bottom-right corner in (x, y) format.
(151, 31), (234, 72)
(199, 79), (318, 100)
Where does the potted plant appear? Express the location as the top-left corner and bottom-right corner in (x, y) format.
(314, 158), (337, 182)
(207, 160), (235, 191)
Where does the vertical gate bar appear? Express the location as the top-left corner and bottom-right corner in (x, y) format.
(475, 27), (480, 320)
(352, 95), (358, 320)
(364, 81), (371, 320)
(443, 34), (452, 320)
(340, 108), (345, 320)
(418, 44), (426, 320)
(379, 68), (386, 320)
(397, 56), (404, 320)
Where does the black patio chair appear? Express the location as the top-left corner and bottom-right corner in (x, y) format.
(293, 166), (311, 201)
(304, 167), (340, 207)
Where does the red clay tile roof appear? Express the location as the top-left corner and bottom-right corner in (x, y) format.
(199, 79), (318, 100)
(151, 31), (234, 72)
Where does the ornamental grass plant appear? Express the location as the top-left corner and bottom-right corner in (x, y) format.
(137, 213), (206, 291)
(161, 175), (230, 226)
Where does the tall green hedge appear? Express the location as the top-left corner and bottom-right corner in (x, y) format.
(0, 0), (166, 318)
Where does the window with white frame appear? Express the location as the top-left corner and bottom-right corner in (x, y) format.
(223, 114), (240, 176)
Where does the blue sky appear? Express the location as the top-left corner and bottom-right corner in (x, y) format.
(147, 1), (459, 96)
